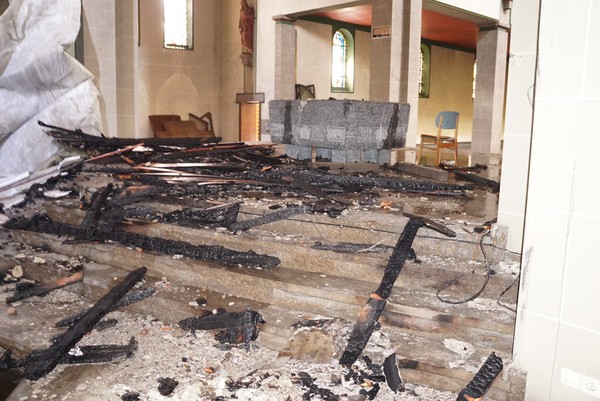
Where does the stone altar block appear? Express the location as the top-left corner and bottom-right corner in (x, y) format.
(269, 99), (410, 163)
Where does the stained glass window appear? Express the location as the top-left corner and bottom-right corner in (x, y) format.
(332, 31), (347, 89)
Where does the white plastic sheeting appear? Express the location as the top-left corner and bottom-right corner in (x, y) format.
(0, 0), (102, 174)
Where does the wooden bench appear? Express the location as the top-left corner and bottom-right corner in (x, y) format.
(149, 112), (215, 139)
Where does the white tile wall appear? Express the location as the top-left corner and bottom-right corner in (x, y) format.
(514, 0), (600, 399)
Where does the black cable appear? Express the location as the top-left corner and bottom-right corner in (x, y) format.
(436, 231), (491, 304)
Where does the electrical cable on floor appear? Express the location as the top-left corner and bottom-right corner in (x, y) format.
(497, 273), (520, 312)
(436, 230), (491, 304)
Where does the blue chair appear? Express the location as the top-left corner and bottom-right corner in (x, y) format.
(417, 111), (460, 166)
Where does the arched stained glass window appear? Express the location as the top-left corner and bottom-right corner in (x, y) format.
(331, 29), (354, 93)
(332, 31), (347, 89)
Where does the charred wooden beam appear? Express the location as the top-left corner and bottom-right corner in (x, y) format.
(23, 267), (147, 380)
(457, 352), (503, 401)
(5, 271), (83, 304)
(162, 203), (240, 228)
(81, 184), (114, 227)
(59, 337), (137, 364)
(55, 288), (155, 328)
(295, 170), (472, 195)
(5, 215), (280, 268)
(339, 215), (456, 366)
(40, 121), (221, 151)
(453, 171), (500, 193)
(228, 206), (309, 232)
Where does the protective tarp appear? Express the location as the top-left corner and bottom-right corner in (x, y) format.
(0, 0), (102, 174)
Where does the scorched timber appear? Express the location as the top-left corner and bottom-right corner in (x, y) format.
(5, 271), (83, 304)
(5, 215), (280, 268)
(23, 267), (147, 381)
(339, 214), (456, 366)
(228, 206), (309, 232)
(39, 121), (221, 151)
(58, 337), (138, 365)
(457, 352), (503, 401)
(295, 170), (472, 195)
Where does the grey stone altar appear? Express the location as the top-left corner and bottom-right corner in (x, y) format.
(269, 100), (410, 164)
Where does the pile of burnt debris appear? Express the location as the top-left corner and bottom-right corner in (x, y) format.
(0, 123), (509, 400)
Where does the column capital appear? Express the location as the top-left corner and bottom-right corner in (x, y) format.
(272, 15), (297, 24)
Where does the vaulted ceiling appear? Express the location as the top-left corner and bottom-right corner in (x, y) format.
(312, 4), (480, 50)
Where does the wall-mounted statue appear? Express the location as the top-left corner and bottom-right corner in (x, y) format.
(239, 0), (255, 55)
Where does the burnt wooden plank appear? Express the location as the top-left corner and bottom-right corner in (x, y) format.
(23, 266), (147, 380)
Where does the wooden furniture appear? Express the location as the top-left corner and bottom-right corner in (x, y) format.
(149, 112), (215, 138)
(295, 84), (315, 100)
(417, 111), (460, 166)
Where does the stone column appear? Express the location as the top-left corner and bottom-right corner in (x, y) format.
(273, 15), (296, 100)
(369, 0), (421, 148)
(472, 26), (509, 155)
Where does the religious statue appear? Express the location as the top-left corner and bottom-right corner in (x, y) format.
(239, 0), (255, 55)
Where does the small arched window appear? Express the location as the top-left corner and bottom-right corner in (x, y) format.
(331, 29), (354, 93)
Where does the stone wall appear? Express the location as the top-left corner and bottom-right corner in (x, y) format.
(269, 99), (409, 163)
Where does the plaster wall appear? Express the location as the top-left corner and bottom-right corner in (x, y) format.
(115, 0), (138, 138)
(82, 0), (118, 136)
(513, 1), (600, 400)
(296, 20), (370, 101)
(136, 0), (220, 138)
(218, 0), (247, 142)
(417, 45), (475, 143)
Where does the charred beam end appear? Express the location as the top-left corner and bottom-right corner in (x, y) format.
(228, 206), (308, 233)
(454, 171), (500, 193)
(5, 215), (280, 269)
(383, 353), (405, 393)
(338, 295), (386, 366)
(457, 352), (503, 401)
(23, 267), (147, 381)
(59, 337), (138, 365)
(6, 271), (84, 304)
(81, 184), (114, 228)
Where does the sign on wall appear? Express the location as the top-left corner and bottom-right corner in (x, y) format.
(372, 25), (391, 39)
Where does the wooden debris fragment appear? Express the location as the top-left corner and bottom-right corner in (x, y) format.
(22, 266), (147, 380)
(457, 352), (503, 401)
(5, 271), (83, 304)
(59, 337), (137, 364)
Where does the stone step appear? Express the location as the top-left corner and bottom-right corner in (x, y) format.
(2, 246), (513, 400)
(42, 202), (519, 302)
(10, 230), (514, 342)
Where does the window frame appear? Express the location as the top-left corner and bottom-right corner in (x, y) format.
(163, 0), (194, 50)
(330, 27), (355, 93)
